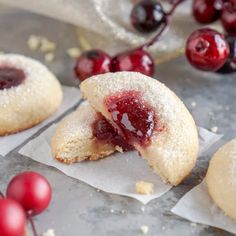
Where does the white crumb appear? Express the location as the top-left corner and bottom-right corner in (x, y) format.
(191, 101), (197, 108)
(120, 209), (126, 214)
(44, 53), (55, 62)
(190, 222), (197, 227)
(210, 126), (218, 133)
(27, 35), (41, 51)
(141, 206), (145, 212)
(135, 181), (154, 195)
(66, 47), (81, 58)
(110, 209), (114, 213)
(78, 36), (92, 50)
(43, 229), (55, 236)
(96, 189), (100, 192)
(40, 38), (56, 52)
(140, 225), (149, 234)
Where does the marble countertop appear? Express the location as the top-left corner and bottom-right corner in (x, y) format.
(0, 5), (235, 236)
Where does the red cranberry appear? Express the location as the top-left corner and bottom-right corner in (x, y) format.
(130, 0), (166, 33)
(93, 116), (133, 151)
(111, 49), (154, 77)
(7, 171), (52, 216)
(192, 0), (222, 24)
(105, 91), (156, 147)
(74, 49), (111, 81)
(0, 198), (26, 236)
(217, 35), (236, 73)
(221, 0), (236, 36)
(0, 67), (25, 90)
(186, 28), (230, 71)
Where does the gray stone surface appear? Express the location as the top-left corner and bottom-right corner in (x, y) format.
(0, 5), (236, 236)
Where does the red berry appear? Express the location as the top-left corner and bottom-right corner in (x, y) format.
(105, 91), (157, 147)
(111, 49), (154, 76)
(186, 28), (230, 71)
(7, 171), (52, 216)
(221, 0), (236, 36)
(217, 35), (236, 73)
(74, 49), (111, 81)
(192, 0), (222, 24)
(0, 198), (26, 236)
(0, 67), (25, 90)
(130, 0), (166, 33)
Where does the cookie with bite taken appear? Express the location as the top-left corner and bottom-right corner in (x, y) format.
(80, 72), (199, 185)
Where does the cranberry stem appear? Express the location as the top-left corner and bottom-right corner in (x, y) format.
(167, 0), (185, 16)
(28, 216), (38, 236)
(139, 0), (185, 50)
(0, 190), (4, 198)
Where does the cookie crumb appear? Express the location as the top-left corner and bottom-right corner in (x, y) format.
(78, 36), (92, 51)
(136, 181), (154, 195)
(110, 209), (114, 213)
(191, 101), (197, 108)
(96, 189), (100, 192)
(67, 47), (81, 58)
(141, 206), (145, 212)
(44, 53), (55, 62)
(140, 225), (149, 234)
(27, 35), (41, 51)
(40, 38), (56, 52)
(190, 222), (197, 227)
(43, 229), (55, 236)
(210, 126), (218, 133)
(120, 209), (126, 214)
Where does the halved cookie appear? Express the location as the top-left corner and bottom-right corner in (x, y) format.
(51, 101), (131, 164)
(80, 72), (199, 185)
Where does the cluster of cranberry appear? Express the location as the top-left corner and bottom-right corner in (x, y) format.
(73, 0), (236, 82)
(0, 171), (52, 236)
(74, 0), (183, 81)
(186, 0), (236, 73)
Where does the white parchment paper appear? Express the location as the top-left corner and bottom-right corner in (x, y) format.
(0, 86), (81, 156)
(171, 180), (236, 234)
(19, 120), (222, 204)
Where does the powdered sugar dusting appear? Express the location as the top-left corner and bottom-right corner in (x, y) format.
(0, 54), (59, 106)
(53, 101), (99, 144)
(215, 139), (236, 186)
(0, 54), (62, 135)
(80, 72), (199, 185)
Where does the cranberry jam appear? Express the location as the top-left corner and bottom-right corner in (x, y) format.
(105, 91), (156, 147)
(0, 67), (25, 90)
(93, 116), (133, 151)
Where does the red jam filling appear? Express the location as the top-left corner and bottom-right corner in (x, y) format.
(93, 116), (133, 151)
(0, 67), (25, 90)
(105, 91), (156, 147)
